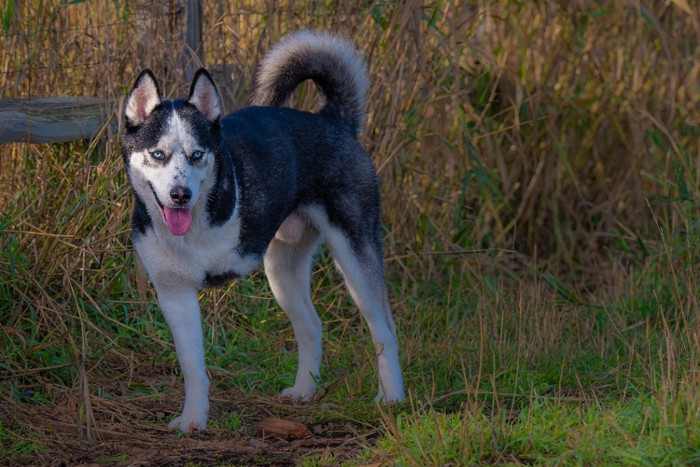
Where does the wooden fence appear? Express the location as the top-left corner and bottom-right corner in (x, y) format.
(0, 98), (115, 144)
(0, 0), (202, 145)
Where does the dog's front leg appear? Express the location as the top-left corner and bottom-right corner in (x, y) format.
(155, 284), (210, 432)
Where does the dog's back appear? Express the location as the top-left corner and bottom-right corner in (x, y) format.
(219, 104), (381, 258)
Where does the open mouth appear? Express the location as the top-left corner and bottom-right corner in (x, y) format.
(148, 182), (192, 236)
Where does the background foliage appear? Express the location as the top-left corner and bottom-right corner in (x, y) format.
(1, 0), (699, 464)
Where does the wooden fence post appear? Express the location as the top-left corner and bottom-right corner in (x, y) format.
(184, 0), (203, 82)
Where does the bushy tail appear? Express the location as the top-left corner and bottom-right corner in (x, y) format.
(248, 30), (369, 135)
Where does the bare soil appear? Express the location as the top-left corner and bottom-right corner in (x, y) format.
(3, 375), (378, 466)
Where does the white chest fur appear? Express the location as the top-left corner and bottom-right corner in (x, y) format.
(134, 210), (261, 290)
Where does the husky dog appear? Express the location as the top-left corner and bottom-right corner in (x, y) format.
(121, 30), (405, 432)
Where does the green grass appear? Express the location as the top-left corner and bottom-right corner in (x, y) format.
(209, 411), (245, 432)
(371, 393), (700, 465)
(0, 418), (44, 459)
(1, 0), (700, 464)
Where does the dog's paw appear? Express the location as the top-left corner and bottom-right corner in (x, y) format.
(279, 385), (317, 403)
(167, 412), (208, 433)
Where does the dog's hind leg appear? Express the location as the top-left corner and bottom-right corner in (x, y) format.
(264, 217), (322, 400)
(324, 227), (405, 403)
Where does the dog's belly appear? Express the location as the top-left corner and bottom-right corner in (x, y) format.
(201, 248), (260, 287)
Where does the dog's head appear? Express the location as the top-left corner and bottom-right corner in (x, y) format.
(122, 69), (222, 236)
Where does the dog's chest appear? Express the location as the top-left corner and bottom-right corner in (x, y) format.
(134, 218), (261, 290)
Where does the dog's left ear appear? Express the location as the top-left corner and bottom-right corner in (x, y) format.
(188, 69), (222, 122)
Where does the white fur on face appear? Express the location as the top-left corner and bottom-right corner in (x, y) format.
(130, 109), (214, 214)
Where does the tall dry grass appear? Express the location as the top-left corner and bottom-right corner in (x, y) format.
(2, 1), (698, 266)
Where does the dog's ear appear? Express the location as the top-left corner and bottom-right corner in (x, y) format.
(188, 69), (222, 122)
(125, 70), (161, 126)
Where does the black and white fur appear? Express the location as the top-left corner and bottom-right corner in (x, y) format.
(121, 30), (404, 432)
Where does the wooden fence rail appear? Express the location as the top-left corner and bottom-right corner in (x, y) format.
(0, 97), (116, 144)
(0, 0), (202, 145)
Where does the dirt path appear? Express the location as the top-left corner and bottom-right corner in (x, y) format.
(4, 386), (380, 466)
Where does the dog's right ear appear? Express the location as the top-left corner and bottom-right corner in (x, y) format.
(188, 69), (222, 122)
(125, 70), (161, 126)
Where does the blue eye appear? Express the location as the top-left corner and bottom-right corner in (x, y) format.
(151, 150), (165, 160)
(191, 150), (204, 161)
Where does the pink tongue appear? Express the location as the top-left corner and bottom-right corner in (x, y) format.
(163, 207), (192, 236)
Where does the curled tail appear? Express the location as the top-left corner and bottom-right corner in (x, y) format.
(248, 30), (369, 135)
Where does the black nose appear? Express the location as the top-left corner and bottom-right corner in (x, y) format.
(170, 187), (192, 204)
